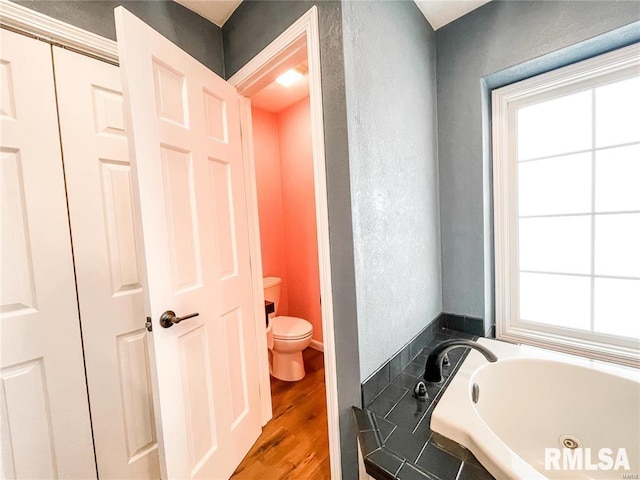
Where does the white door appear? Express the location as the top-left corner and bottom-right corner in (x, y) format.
(0, 30), (96, 479)
(52, 47), (160, 479)
(115, 7), (262, 479)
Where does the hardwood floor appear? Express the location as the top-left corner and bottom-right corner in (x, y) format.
(231, 348), (331, 480)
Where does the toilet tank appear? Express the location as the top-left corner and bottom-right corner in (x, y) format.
(262, 277), (282, 315)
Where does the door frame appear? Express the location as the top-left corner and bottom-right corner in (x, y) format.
(1, 3), (342, 479)
(228, 7), (341, 479)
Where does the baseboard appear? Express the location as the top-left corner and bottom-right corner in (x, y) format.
(310, 339), (324, 352)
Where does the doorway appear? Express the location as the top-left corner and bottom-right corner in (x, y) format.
(231, 39), (330, 478)
(229, 7), (341, 479)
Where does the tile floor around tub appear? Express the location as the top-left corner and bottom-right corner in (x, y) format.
(231, 348), (330, 480)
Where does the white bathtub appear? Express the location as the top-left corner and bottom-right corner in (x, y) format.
(431, 337), (640, 479)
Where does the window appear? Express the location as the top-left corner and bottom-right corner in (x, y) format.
(492, 44), (640, 366)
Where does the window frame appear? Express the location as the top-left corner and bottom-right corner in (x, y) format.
(492, 43), (640, 367)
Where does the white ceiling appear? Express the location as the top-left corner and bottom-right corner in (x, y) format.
(173, 0), (491, 30)
(414, 0), (492, 30)
(174, 0), (242, 27)
(251, 74), (309, 113)
(251, 57), (310, 113)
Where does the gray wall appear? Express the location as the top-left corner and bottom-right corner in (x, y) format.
(436, 1), (640, 330)
(341, 1), (441, 381)
(223, 2), (361, 478)
(13, 0), (224, 75)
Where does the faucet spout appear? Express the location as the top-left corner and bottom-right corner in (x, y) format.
(424, 339), (497, 383)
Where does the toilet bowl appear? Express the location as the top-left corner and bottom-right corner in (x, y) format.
(263, 277), (313, 382)
(271, 316), (313, 381)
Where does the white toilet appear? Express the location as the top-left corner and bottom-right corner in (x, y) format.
(263, 277), (313, 381)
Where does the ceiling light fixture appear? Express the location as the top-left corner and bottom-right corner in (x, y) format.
(275, 69), (303, 87)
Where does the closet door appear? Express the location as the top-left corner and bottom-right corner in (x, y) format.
(52, 47), (160, 479)
(0, 30), (96, 479)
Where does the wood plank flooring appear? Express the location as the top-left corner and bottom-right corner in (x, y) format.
(231, 348), (330, 480)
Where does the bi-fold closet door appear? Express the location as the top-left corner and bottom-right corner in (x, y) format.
(0, 27), (97, 480)
(53, 47), (160, 479)
(1, 28), (158, 479)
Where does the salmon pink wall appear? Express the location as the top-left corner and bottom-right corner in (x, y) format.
(251, 97), (322, 343)
(251, 107), (288, 315)
(278, 98), (322, 343)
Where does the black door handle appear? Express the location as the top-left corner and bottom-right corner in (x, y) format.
(159, 310), (199, 328)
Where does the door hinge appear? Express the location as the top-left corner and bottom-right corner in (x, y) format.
(145, 316), (153, 332)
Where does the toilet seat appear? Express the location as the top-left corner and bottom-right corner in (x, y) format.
(271, 316), (313, 341)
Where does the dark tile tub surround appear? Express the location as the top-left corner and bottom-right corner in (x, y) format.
(362, 316), (480, 406)
(354, 329), (495, 480)
(439, 314), (486, 338)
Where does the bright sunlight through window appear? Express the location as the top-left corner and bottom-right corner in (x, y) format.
(492, 44), (640, 367)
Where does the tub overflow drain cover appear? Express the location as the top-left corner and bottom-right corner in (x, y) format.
(558, 435), (581, 450)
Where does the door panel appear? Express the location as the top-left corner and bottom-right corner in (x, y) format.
(160, 146), (202, 292)
(99, 159), (141, 294)
(1, 149), (35, 315)
(116, 330), (156, 460)
(115, 7), (262, 479)
(178, 324), (219, 471)
(224, 308), (249, 424)
(0, 30), (96, 479)
(210, 158), (238, 278)
(52, 46), (159, 479)
(1, 359), (55, 479)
